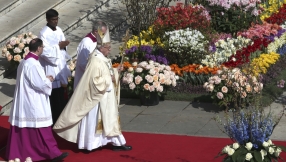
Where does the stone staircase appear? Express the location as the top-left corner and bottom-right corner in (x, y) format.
(0, 0), (131, 115)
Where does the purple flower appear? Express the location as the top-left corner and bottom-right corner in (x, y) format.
(265, 29), (286, 42)
(208, 44), (216, 53)
(140, 45), (152, 54)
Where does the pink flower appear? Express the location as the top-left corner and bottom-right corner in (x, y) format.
(143, 84), (150, 90)
(221, 86), (228, 93)
(135, 75), (143, 85)
(145, 75), (154, 83)
(217, 92), (223, 99)
(129, 82), (136, 90)
(149, 85), (155, 92)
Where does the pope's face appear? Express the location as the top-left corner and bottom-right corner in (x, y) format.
(47, 16), (59, 27)
(101, 45), (111, 57)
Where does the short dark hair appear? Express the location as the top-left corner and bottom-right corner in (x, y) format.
(29, 38), (43, 52)
(46, 9), (59, 19)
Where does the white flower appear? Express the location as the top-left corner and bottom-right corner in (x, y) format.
(136, 67), (143, 73)
(206, 84), (214, 92)
(149, 68), (156, 75)
(203, 82), (209, 88)
(262, 141), (270, 148)
(149, 85), (155, 92)
(232, 143), (239, 150)
(149, 60), (154, 65)
(129, 82), (136, 90)
(222, 145), (230, 153)
(267, 139), (273, 145)
(128, 67), (133, 72)
(2, 47), (7, 54)
(216, 92), (223, 99)
(156, 85), (163, 92)
(175, 75), (179, 80)
(245, 153), (253, 161)
(275, 147), (282, 157)
(260, 149), (267, 160)
(245, 142), (253, 151)
(8, 160), (15, 162)
(13, 54), (22, 62)
(227, 148), (235, 156)
(221, 86), (228, 93)
(13, 47), (22, 53)
(268, 147), (275, 154)
(135, 75), (143, 85)
(143, 83), (150, 90)
(132, 62), (137, 66)
(15, 158), (20, 162)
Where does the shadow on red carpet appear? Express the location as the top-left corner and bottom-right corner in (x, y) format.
(1, 116), (286, 162)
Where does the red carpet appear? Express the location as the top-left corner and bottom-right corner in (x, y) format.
(1, 116), (286, 162)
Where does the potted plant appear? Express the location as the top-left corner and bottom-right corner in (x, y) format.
(121, 60), (179, 106)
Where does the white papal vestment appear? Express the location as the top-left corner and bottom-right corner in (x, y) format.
(77, 50), (126, 150)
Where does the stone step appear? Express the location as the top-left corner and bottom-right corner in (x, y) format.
(0, 0), (67, 47)
(0, 0), (129, 115)
(0, 0), (68, 80)
(0, 0), (22, 17)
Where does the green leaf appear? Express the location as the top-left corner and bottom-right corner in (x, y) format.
(231, 150), (239, 162)
(253, 151), (262, 162)
(236, 154), (245, 162)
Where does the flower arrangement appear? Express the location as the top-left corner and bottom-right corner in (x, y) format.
(9, 157), (32, 162)
(245, 52), (280, 76)
(203, 67), (263, 109)
(153, 3), (211, 34)
(121, 60), (178, 97)
(126, 26), (164, 49)
(164, 28), (209, 66)
(223, 38), (270, 68)
(264, 3), (286, 25)
(124, 45), (168, 64)
(201, 36), (252, 68)
(216, 108), (286, 162)
(197, 0), (262, 35)
(237, 22), (281, 40)
(260, 0), (286, 21)
(266, 30), (286, 53)
(1, 32), (37, 66)
(170, 63), (220, 85)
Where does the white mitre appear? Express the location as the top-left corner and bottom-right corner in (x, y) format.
(102, 25), (110, 44)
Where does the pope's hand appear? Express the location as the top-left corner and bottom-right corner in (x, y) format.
(46, 75), (54, 82)
(117, 65), (124, 72)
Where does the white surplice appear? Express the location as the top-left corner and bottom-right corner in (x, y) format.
(77, 50), (126, 151)
(73, 36), (97, 88)
(38, 26), (71, 88)
(9, 57), (53, 128)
